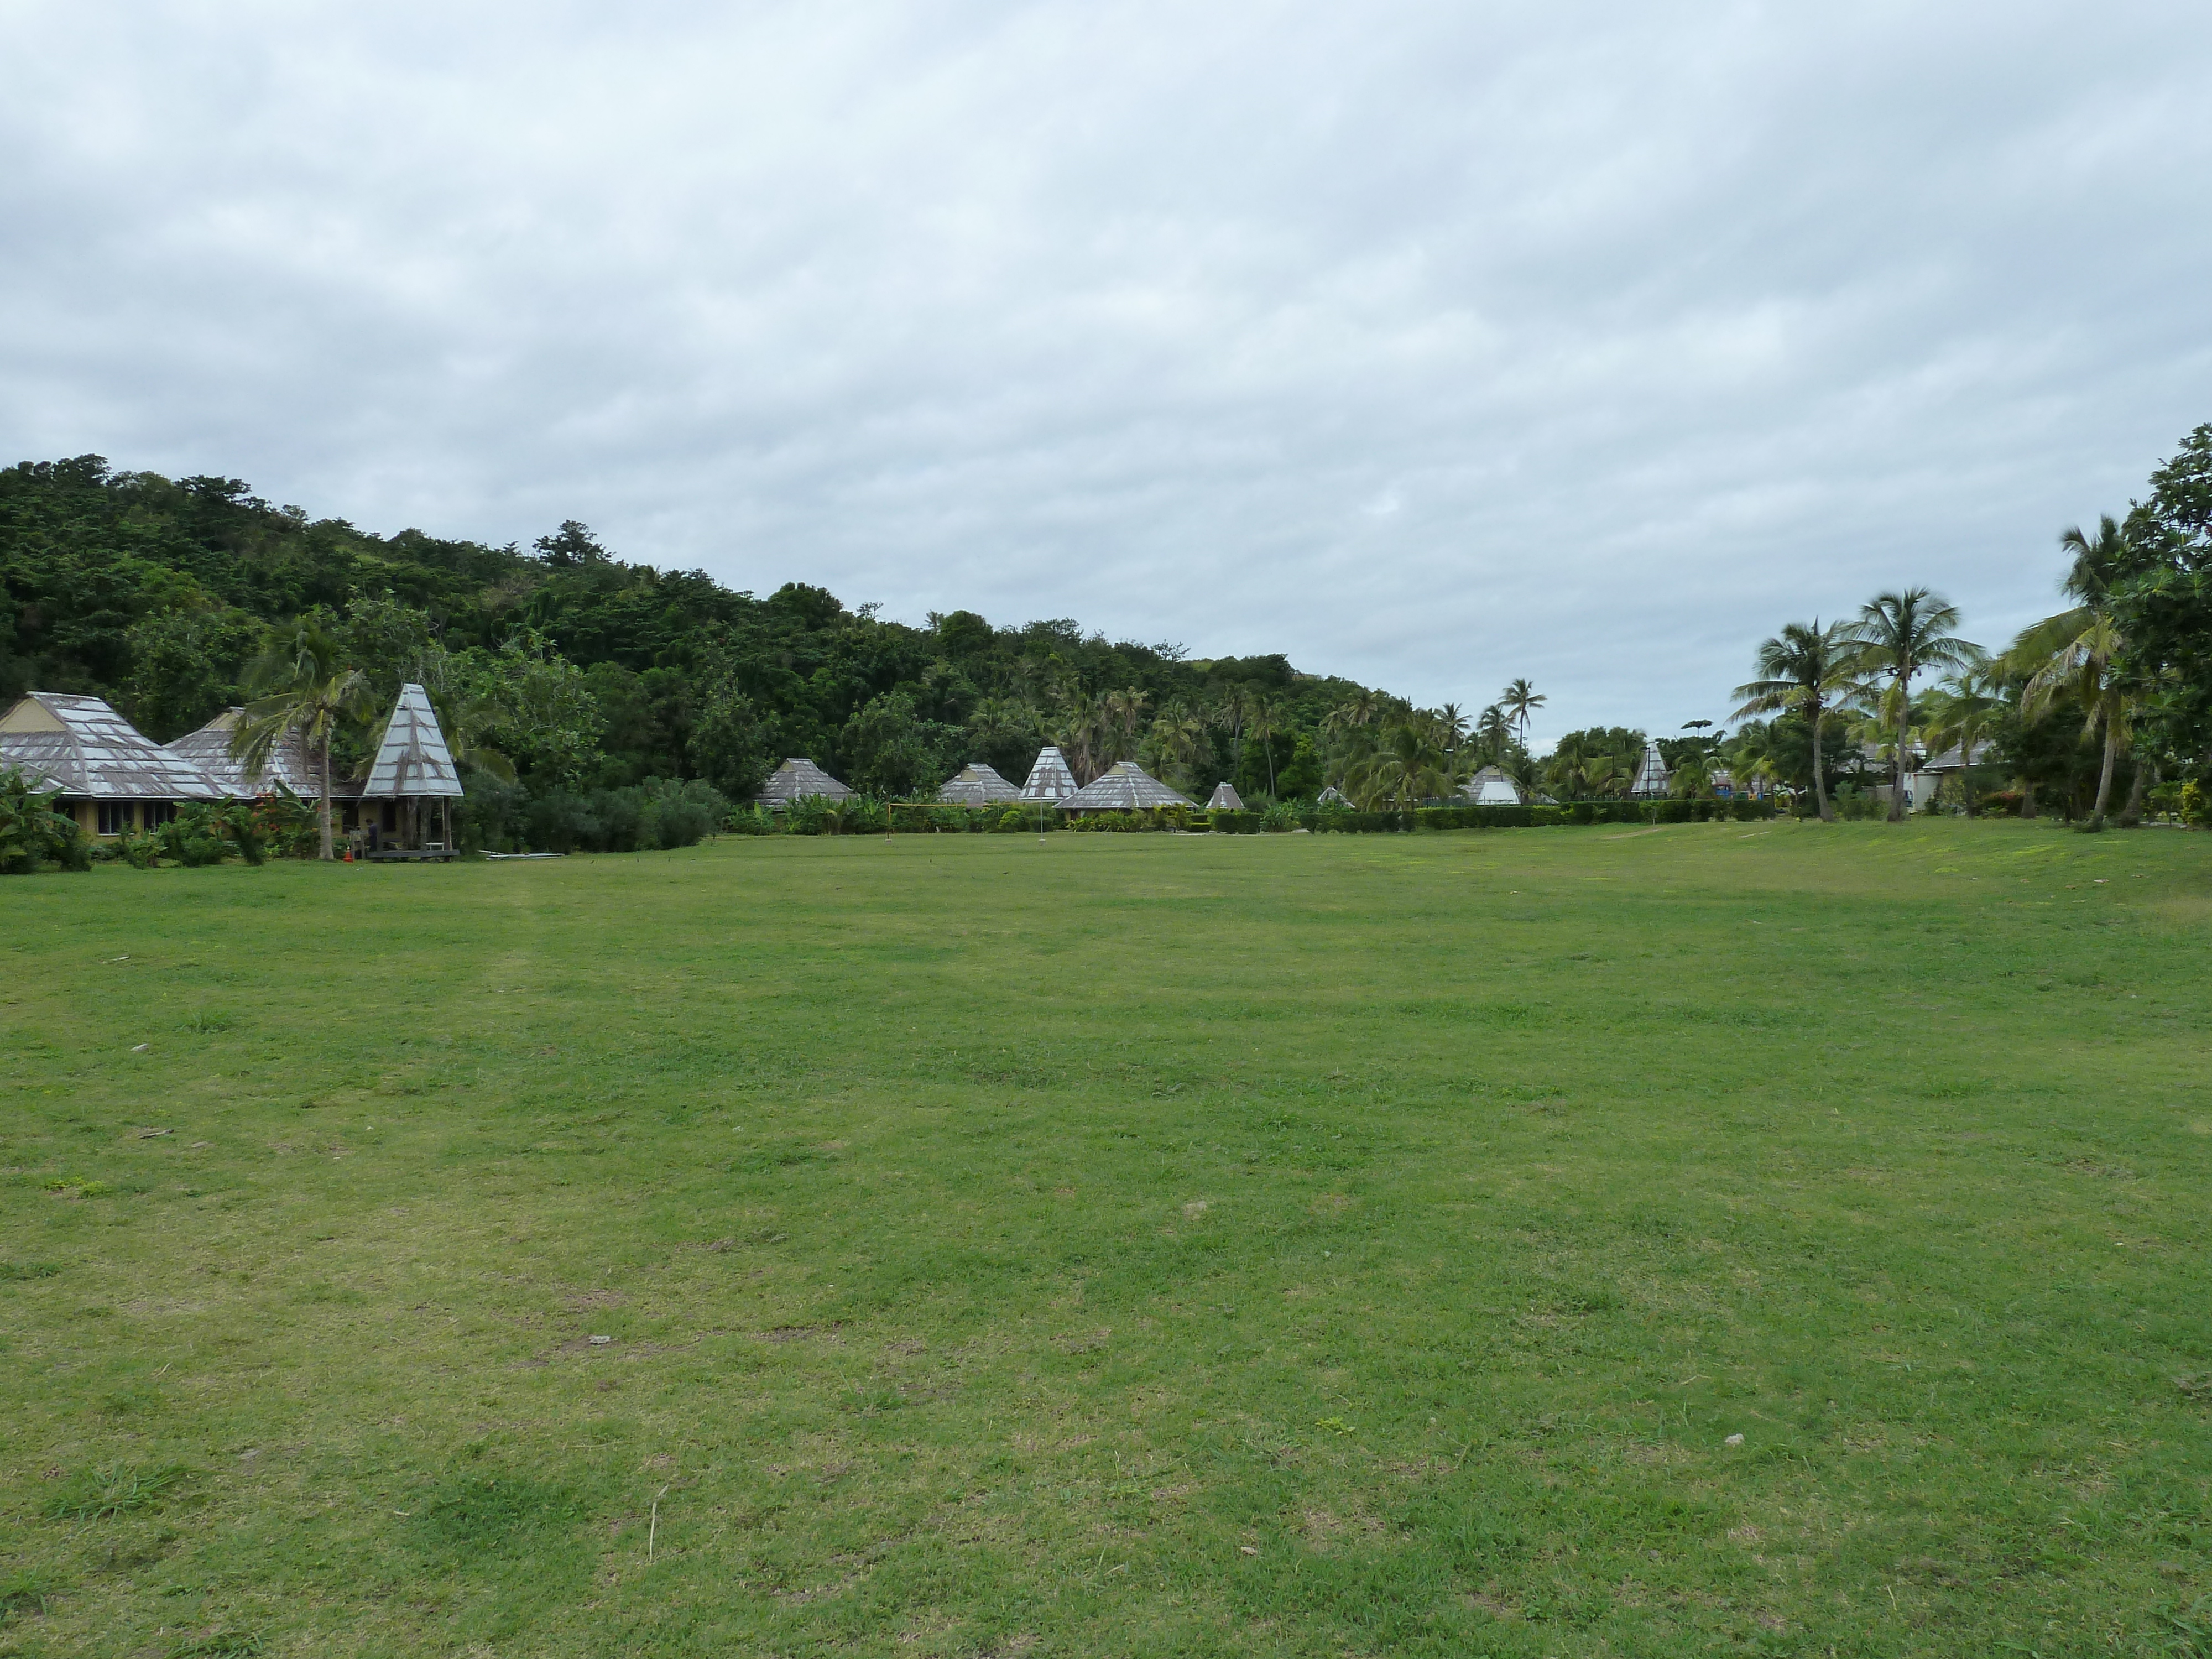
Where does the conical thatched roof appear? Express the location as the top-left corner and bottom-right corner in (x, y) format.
(361, 683), (463, 799)
(1019, 745), (1077, 802)
(0, 691), (223, 800)
(1458, 765), (1524, 806)
(163, 708), (334, 800)
(1629, 742), (1670, 799)
(1317, 784), (1350, 806)
(938, 762), (1021, 805)
(1205, 781), (1245, 810)
(759, 757), (852, 806)
(1058, 761), (1194, 812)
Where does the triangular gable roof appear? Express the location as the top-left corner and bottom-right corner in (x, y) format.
(0, 692), (222, 800)
(938, 762), (1021, 805)
(1019, 745), (1078, 802)
(361, 683), (463, 799)
(1317, 784), (1350, 805)
(1057, 761), (1195, 811)
(163, 708), (338, 800)
(758, 757), (852, 806)
(1629, 742), (1670, 798)
(1205, 781), (1245, 810)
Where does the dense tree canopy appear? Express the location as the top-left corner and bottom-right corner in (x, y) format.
(0, 456), (1389, 812)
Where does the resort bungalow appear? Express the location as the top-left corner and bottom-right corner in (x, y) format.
(938, 763), (1021, 805)
(1055, 761), (1195, 816)
(164, 707), (334, 801)
(759, 758), (852, 808)
(0, 691), (222, 837)
(1019, 746), (1077, 804)
(1205, 781), (1245, 811)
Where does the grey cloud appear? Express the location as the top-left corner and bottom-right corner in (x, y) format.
(3, 1), (2206, 744)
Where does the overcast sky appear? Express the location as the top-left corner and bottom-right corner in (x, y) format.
(4, 2), (2208, 745)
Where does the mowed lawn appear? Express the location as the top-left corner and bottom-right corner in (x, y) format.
(3, 820), (2210, 1658)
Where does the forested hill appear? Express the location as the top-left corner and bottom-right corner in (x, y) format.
(0, 455), (1385, 804)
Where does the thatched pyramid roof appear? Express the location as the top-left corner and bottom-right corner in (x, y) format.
(1205, 781), (1244, 810)
(1458, 765), (1524, 806)
(1058, 761), (1194, 812)
(1019, 745), (1078, 802)
(0, 691), (223, 801)
(164, 708), (332, 800)
(362, 683), (463, 799)
(1629, 742), (1670, 799)
(759, 757), (852, 806)
(938, 762), (1021, 805)
(1317, 784), (1350, 805)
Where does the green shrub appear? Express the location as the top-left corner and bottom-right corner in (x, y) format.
(2182, 780), (2210, 827)
(1209, 810), (1260, 834)
(726, 804), (778, 836)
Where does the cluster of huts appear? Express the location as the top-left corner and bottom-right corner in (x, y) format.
(758, 748), (1530, 814)
(755, 747), (1218, 817)
(0, 685), (463, 857)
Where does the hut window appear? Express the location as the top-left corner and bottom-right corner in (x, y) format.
(144, 802), (176, 829)
(97, 802), (129, 836)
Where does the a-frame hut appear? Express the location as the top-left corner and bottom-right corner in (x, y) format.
(938, 762), (1021, 805)
(1316, 784), (1350, 806)
(1205, 781), (1245, 811)
(759, 758), (852, 808)
(1057, 761), (1195, 815)
(358, 682), (463, 858)
(1629, 742), (1670, 799)
(1019, 745), (1078, 803)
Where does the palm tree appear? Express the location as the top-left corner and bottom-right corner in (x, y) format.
(1248, 697), (1282, 799)
(1732, 620), (1858, 823)
(1844, 589), (1980, 822)
(1500, 679), (1545, 747)
(1346, 723), (1451, 809)
(233, 618), (374, 860)
(1921, 665), (2007, 816)
(2008, 517), (2134, 827)
(1436, 702), (1469, 754)
(1214, 685), (1253, 779)
(1474, 703), (1512, 764)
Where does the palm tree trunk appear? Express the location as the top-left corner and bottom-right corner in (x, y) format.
(319, 734), (335, 860)
(2020, 780), (2037, 819)
(1811, 709), (1834, 822)
(2091, 710), (2120, 824)
(1889, 687), (1909, 822)
(2119, 755), (2151, 827)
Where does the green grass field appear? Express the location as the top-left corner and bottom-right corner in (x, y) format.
(4, 819), (2210, 1657)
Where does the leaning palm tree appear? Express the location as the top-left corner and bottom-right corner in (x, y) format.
(1500, 679), (1545, 747)
(1732, 619), (1857, 823)
(2007, 516), (2135, 827)
(1843, 589), (1980, 822)
(232, 618), (374, 860)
